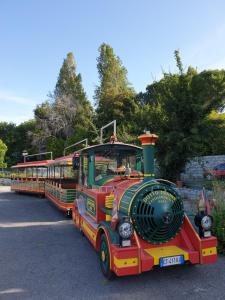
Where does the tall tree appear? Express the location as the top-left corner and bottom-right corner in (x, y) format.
(95, 43), (137, 134)
(33, 52), (95, 157)
(0, 139), (7, 168)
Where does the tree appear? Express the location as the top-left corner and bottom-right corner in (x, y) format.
(0, 139), (8, 168)
(32, 52), (95, 157)
(95, 43), (137, 134)
(138, 51), (225, 181)
(0, 121), (36, 166)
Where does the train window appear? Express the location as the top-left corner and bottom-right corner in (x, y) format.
(27, 167), (33, 178)
(81, 155), (88, 186)
(36, 167), (47, 178)
(63, 166), (74, 178)
(54, 166), (60, 178)
(73, 156), (80, 170)
(18, 168), (26, 178)
(94, 149), (142, 185)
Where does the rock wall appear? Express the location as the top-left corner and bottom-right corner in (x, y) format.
(181, 155), (225, 182)
(0, 178), (11, 186)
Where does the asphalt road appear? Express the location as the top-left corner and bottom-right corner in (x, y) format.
(0, 188), (225, 300)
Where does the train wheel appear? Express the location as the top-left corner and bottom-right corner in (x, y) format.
(99, 234), (113, 279)
(66, 209), (72, 218)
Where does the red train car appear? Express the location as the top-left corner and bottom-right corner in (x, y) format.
(72, 124), (217, 278)
(45, 154), (79, 216)
(11, 160), (52, 195)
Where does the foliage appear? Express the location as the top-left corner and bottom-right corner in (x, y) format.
(3, 46), (225, 179)
(212, 181), (225, 254)
(95, 43), (137, 135)
(0, 120), (36, 166)
(32, 52), (95, 157)
(0, 170), (10, 178)
(0, 139), (7, 168)
(137, 51), (225, 180)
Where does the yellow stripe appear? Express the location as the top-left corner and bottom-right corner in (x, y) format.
(106, 215), (112, 221)
(82, 220), (96, 242)
(202, 247), (217, 256)
(114, 257), (138, 268)
(145, 246), (189, 265)
(144, 174), (155, 177)
(142, 142), (156, 145)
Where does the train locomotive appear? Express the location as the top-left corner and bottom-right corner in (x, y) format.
(10, 120), (217, 278)
(72, 126), (217, 278)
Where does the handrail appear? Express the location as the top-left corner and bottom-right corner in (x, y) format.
(63, 138), (88, 156)
(24, 151), (53, 162)
(100, 120), (116, 144)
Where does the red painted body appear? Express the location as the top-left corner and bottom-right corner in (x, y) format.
(72, 175), (217, 277)
(11, 160), (53, 195)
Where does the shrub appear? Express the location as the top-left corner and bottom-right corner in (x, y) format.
(212, 181), (225, 254)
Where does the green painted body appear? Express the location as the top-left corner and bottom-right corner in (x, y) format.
(119, 180), (184, 244)
(88, 152), (95, 187)
(143, 144), (155, 180)
(77, 190), (97, 217)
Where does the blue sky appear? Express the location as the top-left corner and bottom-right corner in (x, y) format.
(1, 0), (225, 124)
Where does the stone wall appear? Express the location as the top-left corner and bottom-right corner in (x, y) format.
(181, 154), (225, 183)
(0, 178), (11, 186)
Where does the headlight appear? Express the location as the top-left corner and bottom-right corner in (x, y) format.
(118, 221), (134, 239)
(201, 215), (212, 230)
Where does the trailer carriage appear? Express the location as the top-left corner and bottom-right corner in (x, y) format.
(11, 160), (52, 195)
(45, 154), (78, 216)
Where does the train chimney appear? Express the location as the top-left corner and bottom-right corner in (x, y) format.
(138, 131), (158, 181)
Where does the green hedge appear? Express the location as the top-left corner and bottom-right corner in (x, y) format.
(212, 181), (225, 254)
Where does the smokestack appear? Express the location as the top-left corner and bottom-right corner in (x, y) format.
(138, 131), (158, 181)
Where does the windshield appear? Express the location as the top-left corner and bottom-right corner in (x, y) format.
(94, 149), (142, 185)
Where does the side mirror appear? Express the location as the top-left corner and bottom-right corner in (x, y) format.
(73, 156), (80, 170)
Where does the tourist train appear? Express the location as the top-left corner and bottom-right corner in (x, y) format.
(11, 121), (217, 278)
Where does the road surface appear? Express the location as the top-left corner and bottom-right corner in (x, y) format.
(0, 188), (225, 300)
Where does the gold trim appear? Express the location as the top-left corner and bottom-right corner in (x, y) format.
(202, 247), (217, 256)
(114, 257), (138, 268)
(145, 246), (189, 265)
(82, 219), (96, 242)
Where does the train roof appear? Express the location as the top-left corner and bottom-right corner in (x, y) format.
(79, 141), (142, 155)
(11, 160), (53, 169)
(48, 153), (77, 166)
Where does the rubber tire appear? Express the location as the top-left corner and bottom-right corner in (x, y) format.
(99, 234), (113, 280)
(66, 209), (72, 218)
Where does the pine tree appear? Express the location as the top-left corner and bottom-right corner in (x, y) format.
(54, 52), (88, 105)
(95, 43), (137, 133)
(32, 52), (95, 156)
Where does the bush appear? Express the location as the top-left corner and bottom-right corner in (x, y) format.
(212, 181), (225, 254)
(0, 170), (10, 178)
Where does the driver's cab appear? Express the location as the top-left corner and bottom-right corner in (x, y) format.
(75, 143), (143, 188)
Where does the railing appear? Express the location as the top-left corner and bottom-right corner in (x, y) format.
(11, 179), (45, 193)
(45, 182), (76, 203)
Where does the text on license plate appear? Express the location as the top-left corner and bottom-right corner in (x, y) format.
(160, 255), (184, 267)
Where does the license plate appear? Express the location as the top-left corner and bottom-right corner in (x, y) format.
(160, 255), (184, 267)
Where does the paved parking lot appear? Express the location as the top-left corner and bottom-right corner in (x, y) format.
(0, 188), (225, 300)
